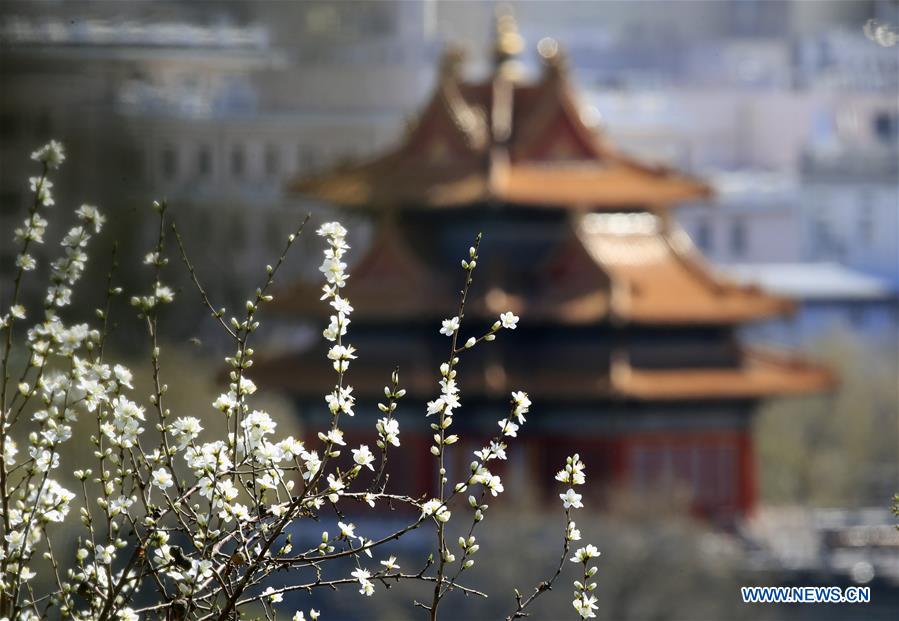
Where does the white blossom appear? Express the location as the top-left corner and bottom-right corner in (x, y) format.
(325, 386), (355, 416)
(511, 390), (531, 423)
(556, 453), (587, 485)
(327, 344), (357, 373)
(151, 469), (174, 490)
(571, 545), (600, 563)
(102, 396), (145, 448)
(483, 473), (504, 496)
(0, 165), (602, 620)
(31, 140), (65, 169)
(498, 418), (519, 437)
(499, 311), (519, 329)
(439, 316), (460, 336)
(351, 567), (374, 596)
(170, 416), (203, 449)
(352, 445), (375, 471)
(76, 204), (105, 233)
(420, 499), (451, 522)
(567, 521), (582, 541)
(474, 440), (507, 462)
(279, 436), (305, 459)
(118, 609), (139, 621)
(560, 488), (583, 509)
(376, 417), (400, 447)
(322, 428), (345, 446)
(573, 593), (599, 619)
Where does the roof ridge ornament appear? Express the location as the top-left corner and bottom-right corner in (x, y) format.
(537, 36), (569, 79)
(492, 4), (524, 80)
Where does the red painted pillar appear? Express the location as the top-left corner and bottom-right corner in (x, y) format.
(737, 431), (757, 516)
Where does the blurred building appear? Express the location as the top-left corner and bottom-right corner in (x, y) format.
(724, 262), (898, 346)
(252, 17), (834, 522)
(0, 3), (436, 310)
(3, 1), (895, 336)
(0, 13), (288, 307)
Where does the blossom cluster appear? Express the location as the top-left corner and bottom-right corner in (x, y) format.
(0, 142), (600, 621)
(571, 543), (601, 619)
(557, 454), (600, 619)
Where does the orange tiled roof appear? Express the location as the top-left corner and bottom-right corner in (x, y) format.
(249, 344), (833, 403)
(286, 47), (710, 210)
(272, 214), (792, 325)
(610, 346), (836, 400)
(578, 213), (795, 324)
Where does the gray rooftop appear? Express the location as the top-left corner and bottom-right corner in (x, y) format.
(722, 262), (896, 301)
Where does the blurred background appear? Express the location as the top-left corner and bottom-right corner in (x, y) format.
(1, 1), (897, 620)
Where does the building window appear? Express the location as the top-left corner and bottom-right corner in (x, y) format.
(858, 195), (874, 244)
(729, 218), (747, 257)
(695, 218), (712, 252)
(298, 146), (317, 172)
(161, 146), (178, 181)
(231, 145), (245, 178)
(197, 146), (212, 178)
(873, 111), (897, 144)
(264, 144), (279, 177)
(631, 442), (736, 513)
(812, 213), (843, 260)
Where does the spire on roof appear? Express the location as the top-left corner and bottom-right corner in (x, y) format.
(492, 5), (524, 80)
(537, 35), (569, 79)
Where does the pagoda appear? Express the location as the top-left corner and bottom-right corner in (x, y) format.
(254, 15), (833, 521)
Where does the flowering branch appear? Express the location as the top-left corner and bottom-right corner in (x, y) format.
(0, 142), (600, 621)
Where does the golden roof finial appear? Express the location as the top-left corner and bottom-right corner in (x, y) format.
(537, 36), (569, 78)
(493, 4), (524, 71)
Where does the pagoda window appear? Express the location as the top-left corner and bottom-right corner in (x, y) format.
(630, 440), (738, 514)
(729, 217), (747, 258)
(629, 340), (736, 369)
(264, 144), (280, 177)
(694, 217), (713, 253)
(230, 146), (246, 178)
(873, 110), (897, 144)
(858, 197), (874, 244)
(197, 146), (212, 178)
(161, 146), (178, 181)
